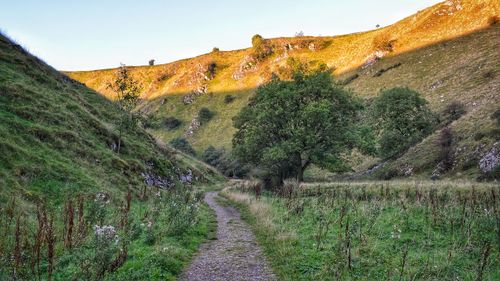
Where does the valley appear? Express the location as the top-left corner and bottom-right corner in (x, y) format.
(0, 0), (499, 280)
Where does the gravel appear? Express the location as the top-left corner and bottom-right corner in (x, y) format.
(179, 192), (277, 281)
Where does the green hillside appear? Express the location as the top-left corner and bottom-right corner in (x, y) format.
(67, 0), (499, 180)
(0, 32), (222, 280)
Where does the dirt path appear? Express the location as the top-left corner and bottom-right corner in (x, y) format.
(180, 191), (276, 281)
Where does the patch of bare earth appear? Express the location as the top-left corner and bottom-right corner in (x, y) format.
(180, 192), (276, 281)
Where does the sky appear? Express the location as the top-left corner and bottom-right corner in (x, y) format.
(1, 0), (442, 71)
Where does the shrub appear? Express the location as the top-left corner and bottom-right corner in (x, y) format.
(164, 117), (181, 130)
(441, 101), (466, 125)
(252, 34), (264, 49)
(205, 62), (217, 80)
(251, 34), (273, 61)
(169, 137), (196, 155)
(437, 127), (454, 170)
(212, 47), (220, 53)
(224, 95), (235, 104)
(371, 87), (437, 158)
(201, 146), (249, 178)
(198, 108), (214, 125)
(148, 59), (155, 66)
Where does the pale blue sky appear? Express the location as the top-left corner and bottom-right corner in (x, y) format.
(1, 0), (441, 71)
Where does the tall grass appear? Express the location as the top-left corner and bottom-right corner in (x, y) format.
(223, 180), (500, 280)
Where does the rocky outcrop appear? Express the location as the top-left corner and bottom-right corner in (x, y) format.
(185, 117), (201, 137)
(232, 55), (258, 80)
(479, 142), (500, 174)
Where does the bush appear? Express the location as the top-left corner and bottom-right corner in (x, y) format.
(224, 95), (235, 104)
(164, 117), (181, 130)
(169, 137), (196, 155)
(198, 108), (214, 125)
(251, 34), (273, 61)
(202, 146), (249, 178)
(372, 87), (437, 158)
(437, 127), (454, 170)
(252, 34), (264, 49)
(205, 62), (217, 80)
(148, 59), (155, 66)
(441, 101), (466, 125)
(212, 47), (220, 53)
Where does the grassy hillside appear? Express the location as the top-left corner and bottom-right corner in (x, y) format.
(67, 0), (499, 179)
(0, 35), (221, 199)
(0, 32), (223, 280)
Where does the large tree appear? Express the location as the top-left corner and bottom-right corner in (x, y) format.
(233, 71), (361, 183)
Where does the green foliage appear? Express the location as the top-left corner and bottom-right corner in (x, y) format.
(437, 127), (454, 170)
(108, 64), (141, 111)
(251, 34), (264, 49)
(164, 117), (181, 130)
(212, 47), (220, 53)
(202, 146), (249, 178)
(169, 137), (196, 155)
(198, 107), (215, 125)
(371, 87), (437, 158)
(251, 34), (272, 61)
(227, 181), (500, 281)
(233, 71), (362, 183)
(107, 64), (142, 154)
(224, 94), (235, 104)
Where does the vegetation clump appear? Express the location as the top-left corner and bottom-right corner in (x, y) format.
(224, 94), (235, 104)
(233, 71), (364, 184)
(202, 146), (249, 178)
(251, 34), (273, 62)
(198, 107), (215, 125)
(164, 116), (182, 130)
(440, 101), (466, 126)
(371, 87), (437, 158)
(169, 137), (196, 155)
(107, 64), (142, 154)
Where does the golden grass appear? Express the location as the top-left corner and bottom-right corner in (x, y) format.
(67, 0), (499, 102)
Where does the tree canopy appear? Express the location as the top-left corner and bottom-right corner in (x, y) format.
(233, 71), (362, 183)
(371, 87), (436, 158)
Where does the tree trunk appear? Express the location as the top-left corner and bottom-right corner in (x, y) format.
(297, 155), (310, 183)
(297, 165), (304, 182)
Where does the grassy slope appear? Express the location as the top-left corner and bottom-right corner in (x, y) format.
(0, 33), (223, 280)
(0, 34), (221, 202)
(67, 0), (499, 177)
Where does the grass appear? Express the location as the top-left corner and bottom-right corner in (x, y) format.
(67, 4), (499, 179)
(0, 32), (222, 280)
(222, 180), (500, 281)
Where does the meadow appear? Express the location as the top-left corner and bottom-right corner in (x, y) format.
(222, 180), (500, 280)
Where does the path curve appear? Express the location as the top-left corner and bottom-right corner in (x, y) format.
(180, 191), (276, 281)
